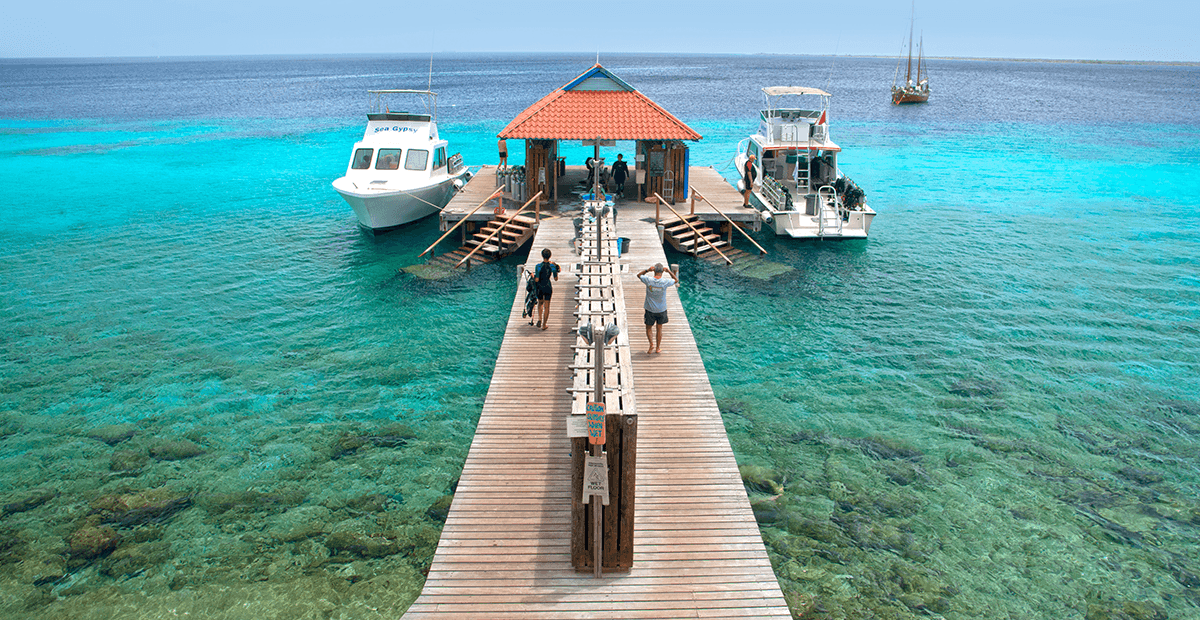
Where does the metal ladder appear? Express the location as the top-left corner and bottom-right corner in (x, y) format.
(662, 170), (674, 202)
(816, 186), (844, 237)
(793, 156), (810, 193)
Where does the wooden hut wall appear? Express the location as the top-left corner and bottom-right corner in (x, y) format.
(638, 141), (689, 204)
(668, 143), (688, 203)
(524, 140), (556, 202)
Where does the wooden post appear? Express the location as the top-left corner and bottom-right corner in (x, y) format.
(655, 196), (660, 224)
(591, 325), (604, 578)
(690, 192), (696, 216)
(536, 195), (541, 224)
(572, 412), (637, 575)
(605, 413), (636, 571)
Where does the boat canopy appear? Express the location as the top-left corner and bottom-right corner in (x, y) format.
(762, 86), (830, 97)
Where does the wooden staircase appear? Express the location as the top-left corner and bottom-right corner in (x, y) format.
(425, 212), (541, 269)
(661, 214), (729, 257)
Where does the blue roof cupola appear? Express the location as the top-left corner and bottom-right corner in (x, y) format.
(562, 65), (636, 92)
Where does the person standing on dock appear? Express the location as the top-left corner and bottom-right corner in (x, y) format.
(534, 248), (559, 331)
(498, 138), (508, 171)
(638, 263), (678, 354)
(742, 153), (757, 206)
(611, 154), (629, 199)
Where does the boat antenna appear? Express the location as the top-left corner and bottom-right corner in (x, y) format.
(825, 36), (840, 93)
(428, 52), (434, 92)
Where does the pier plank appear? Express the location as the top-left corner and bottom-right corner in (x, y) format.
(403, 176), (788, 618)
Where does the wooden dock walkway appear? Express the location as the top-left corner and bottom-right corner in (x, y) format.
(441, 166), (758, 224)
(403, 179), (789, 619)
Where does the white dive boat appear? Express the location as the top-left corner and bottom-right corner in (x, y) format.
(734, 87), (875, 239)
(332, 90), (470, 231)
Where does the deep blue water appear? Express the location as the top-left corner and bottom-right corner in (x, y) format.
(1, 54), (1198, 619)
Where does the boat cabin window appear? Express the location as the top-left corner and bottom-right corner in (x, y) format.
(746, 141), (760, 161)
(351, 148), (373, 170)
(375, 149), (401, 170)
(433, 147), (447, 170)
(405, 149), (429, 171)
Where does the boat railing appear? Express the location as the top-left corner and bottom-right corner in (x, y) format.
(761, 108), (822, 122)
(760, 175), (792, 212)
(369, 89), (437, 120)
(817, 186), (844, 237)
(690, 189), (768, 256)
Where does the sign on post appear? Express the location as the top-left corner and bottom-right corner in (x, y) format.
(567, 415), (588, 438)
(586, 402), (605, 445)
(582, 453), (610, 505)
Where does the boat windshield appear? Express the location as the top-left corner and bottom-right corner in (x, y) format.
(351, 148), (373, 170)
(405, 149), (429, 171)
(375, 149), (401, 170)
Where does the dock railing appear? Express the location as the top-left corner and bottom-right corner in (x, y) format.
(690, 189), (768, 255)
(655, 193), (733, 265)
(419, 187), (504, 258)
(454, 191), (543, 268)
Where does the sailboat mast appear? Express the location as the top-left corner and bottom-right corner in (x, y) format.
(917, 35), (924, 82)
(906, 1), (915, 83)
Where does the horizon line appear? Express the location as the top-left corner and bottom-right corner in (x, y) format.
(1, 51), (1197, 67)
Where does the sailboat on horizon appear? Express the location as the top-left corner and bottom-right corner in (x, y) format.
(891, 4), (930, 104)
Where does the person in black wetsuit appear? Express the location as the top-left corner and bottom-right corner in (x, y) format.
(611, 154), (629, 198)
(742, 154), (757, 206)
(533, 248), (559, 331)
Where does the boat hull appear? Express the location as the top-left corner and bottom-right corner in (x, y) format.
(892, 91), (929, 104)
(333, 173), (465, 231)
(748, 191), (875, 240)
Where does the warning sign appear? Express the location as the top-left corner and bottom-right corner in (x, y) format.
(586, 401), (605, 445)
(567, 415), (588, 438)
(582, 454), (609, 505)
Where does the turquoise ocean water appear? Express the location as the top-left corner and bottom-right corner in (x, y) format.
(1, 54), (1198, 619)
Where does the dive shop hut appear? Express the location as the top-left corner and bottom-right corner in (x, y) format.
(498, 64), (702, 205)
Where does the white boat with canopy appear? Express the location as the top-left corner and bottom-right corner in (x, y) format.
(734, 87), (875, 239)
(332, 90), (470, 231)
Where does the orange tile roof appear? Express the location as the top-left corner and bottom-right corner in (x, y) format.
(499, 67), (701, 141)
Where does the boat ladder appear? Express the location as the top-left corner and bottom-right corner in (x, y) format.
(793, 158), (809, 193)
(816, 186), (844, 237)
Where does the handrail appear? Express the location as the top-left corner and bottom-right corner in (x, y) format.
(655, 193), (732, 266)
(455, 191), (543, 268)
(817, 186), (843, 237)
(690, 189), (768, 256)
(419, 186), (504, 258)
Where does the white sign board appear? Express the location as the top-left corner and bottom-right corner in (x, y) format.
(567, 415), (588, 438)
(582, 454), (609, 506)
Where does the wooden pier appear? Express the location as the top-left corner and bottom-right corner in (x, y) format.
(441, 166), (759, 226)
(404, 175), (789, 617)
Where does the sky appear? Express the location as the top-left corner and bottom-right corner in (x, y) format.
(2, 0), (1197, 62)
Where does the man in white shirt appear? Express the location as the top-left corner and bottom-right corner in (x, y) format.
(638, 263), (678, 354)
